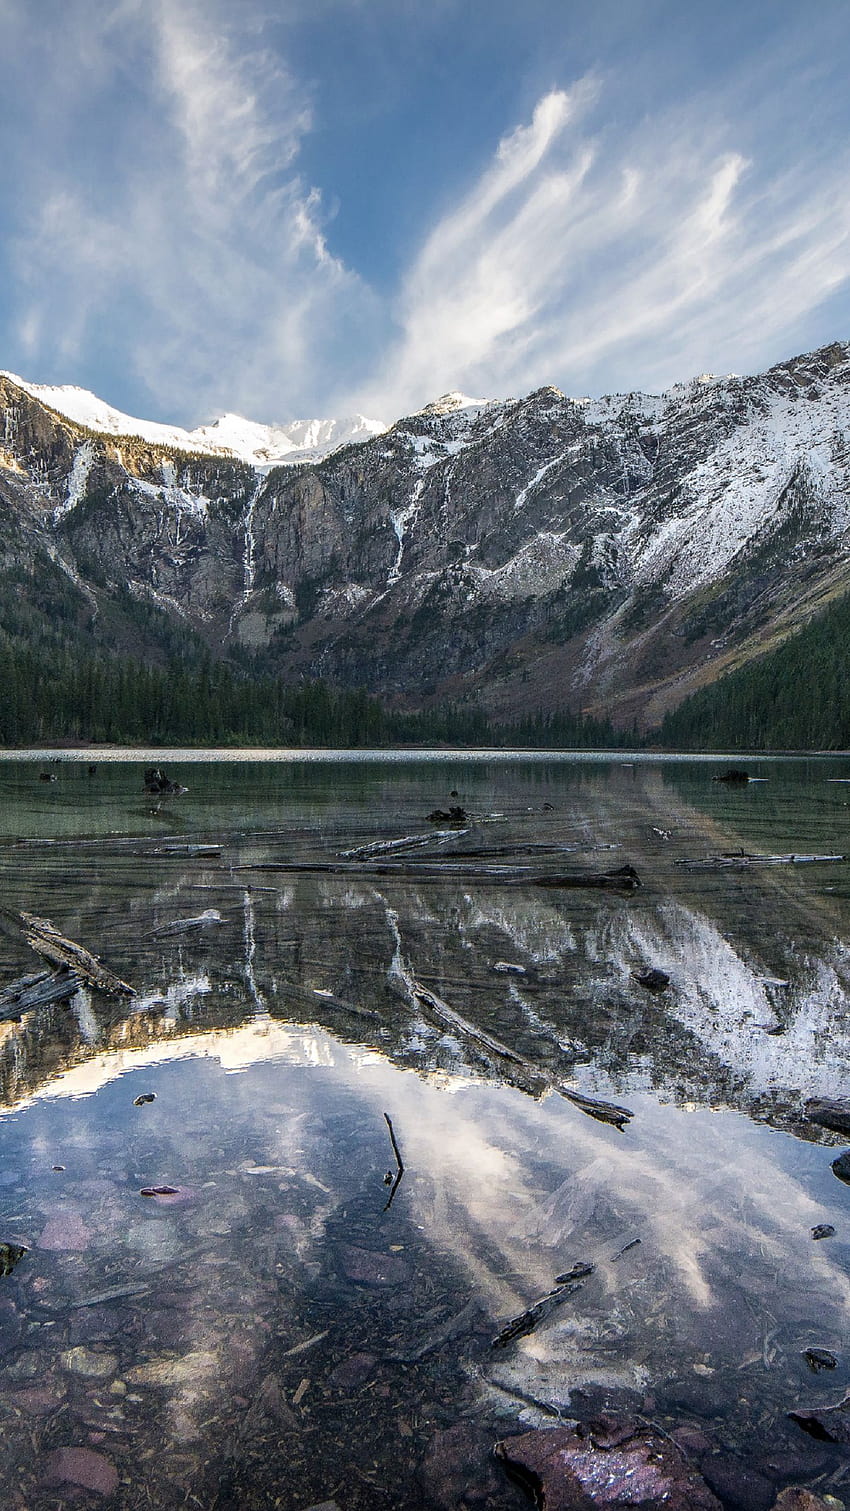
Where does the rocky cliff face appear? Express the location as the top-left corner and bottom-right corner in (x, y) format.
(2, 343), (849, 728)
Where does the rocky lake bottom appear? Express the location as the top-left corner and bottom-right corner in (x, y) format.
(0, 751), (849, 1508)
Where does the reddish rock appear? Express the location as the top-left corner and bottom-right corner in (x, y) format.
(421, 1422), (505, 1508)
(38, 1210), (89, 1251)
(495, 1421), (722, 1511)
(338, 1244), (410, 1286)
(44, 1446), (119, 1494)
(327, 1351), (377, 1391)
(11, 1386), (64, 1415)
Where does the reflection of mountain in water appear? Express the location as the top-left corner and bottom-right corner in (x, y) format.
(1, 761), (849, 1134)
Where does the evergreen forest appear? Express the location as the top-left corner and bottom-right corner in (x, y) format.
(659, 590), (850, 749)
(0, 635), (619, 750)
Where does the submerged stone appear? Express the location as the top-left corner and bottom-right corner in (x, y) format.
(495, 1420), (722, 1511)
(44, 1445), (119, 1495)
(61, 1346), (118, 1379)
(773, 1491), (840, 1511)
(38, 1210), (89, 1250)
(790, 1393), (850, 1443)
(338, 1244), (410, 1286)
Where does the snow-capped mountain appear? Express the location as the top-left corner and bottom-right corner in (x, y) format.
(1, 341), (849, 727)
(0, 372), (387, 469)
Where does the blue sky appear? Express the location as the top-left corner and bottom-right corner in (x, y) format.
(2, 0), (850, 426)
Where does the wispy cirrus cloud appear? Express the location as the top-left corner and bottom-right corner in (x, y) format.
(356, 82), (850, 414)
(7, 0), (380, 422)
(4, 0), (850, 424)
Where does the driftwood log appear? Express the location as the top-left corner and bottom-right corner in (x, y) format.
(234, 859), (642, 890)
(18, 912), (135, 996)
(492, 1263), (594, 1347)
(395, 964), (633, 1129)
(0, 968), (80, 1020)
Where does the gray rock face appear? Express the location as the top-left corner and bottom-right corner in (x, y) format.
(2, 344), (850, 726)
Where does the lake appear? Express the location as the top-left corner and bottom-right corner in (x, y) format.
(0, 751), (849, 1508)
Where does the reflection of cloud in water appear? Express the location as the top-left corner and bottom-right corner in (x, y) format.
(334, 1051), (850, 1408)
(8, 1017), (850, 1439)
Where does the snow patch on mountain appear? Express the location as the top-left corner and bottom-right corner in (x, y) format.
(54, 441), (95, 522)
(622, 367), (850, 598)
(474, 531), (581, 600)
(1, 372), (387, 471)
(131, 475), (210, 520)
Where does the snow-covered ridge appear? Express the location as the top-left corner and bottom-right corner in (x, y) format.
(0, 372), (387, 472)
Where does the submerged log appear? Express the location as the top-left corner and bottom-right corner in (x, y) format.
(492, 1263), (594, 1348)
(18, 912), (135, 997)
(535, 864), (641, 891)
(676, 853), (845, 869)
(395, 964), (633, 1129)
(341, 830), (463, 860)
(234, 859), (641, 890)
(0, 968), (80, 1019)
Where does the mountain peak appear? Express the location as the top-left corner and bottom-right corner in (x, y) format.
(0, 372), (387, 471)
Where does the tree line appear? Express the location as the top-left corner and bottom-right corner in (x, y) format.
(0, 636), (620, 750)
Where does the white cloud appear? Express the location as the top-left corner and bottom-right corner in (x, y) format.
(5, 4), (850, 424)
(8, 0), (379, 422)
(356, 85), (850, 414)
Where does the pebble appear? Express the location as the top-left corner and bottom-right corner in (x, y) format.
(125, 1349), (217, 1387)
(62, 1347), (118, 1380)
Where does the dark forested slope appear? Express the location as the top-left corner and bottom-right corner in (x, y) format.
(659, 591), (850, 749)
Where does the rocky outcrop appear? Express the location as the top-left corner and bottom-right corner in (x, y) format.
(2, 345), (850, 726)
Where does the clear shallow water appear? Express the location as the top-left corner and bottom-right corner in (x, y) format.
(1, 754), (850, 1506)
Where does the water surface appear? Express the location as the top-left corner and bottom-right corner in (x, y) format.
(0, 753), (849, 1508)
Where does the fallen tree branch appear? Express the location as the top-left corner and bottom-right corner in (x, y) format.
(0, 967), (80, 1019)
(389, 944), (633, 1130)
(675, 852), (845, 870)
(492, 1263), (594, 1348)
(17, 911), (135, 996)
(383, 1111), (405, 1210)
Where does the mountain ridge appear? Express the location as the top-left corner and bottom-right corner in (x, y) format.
(1, 341), (849, 733)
